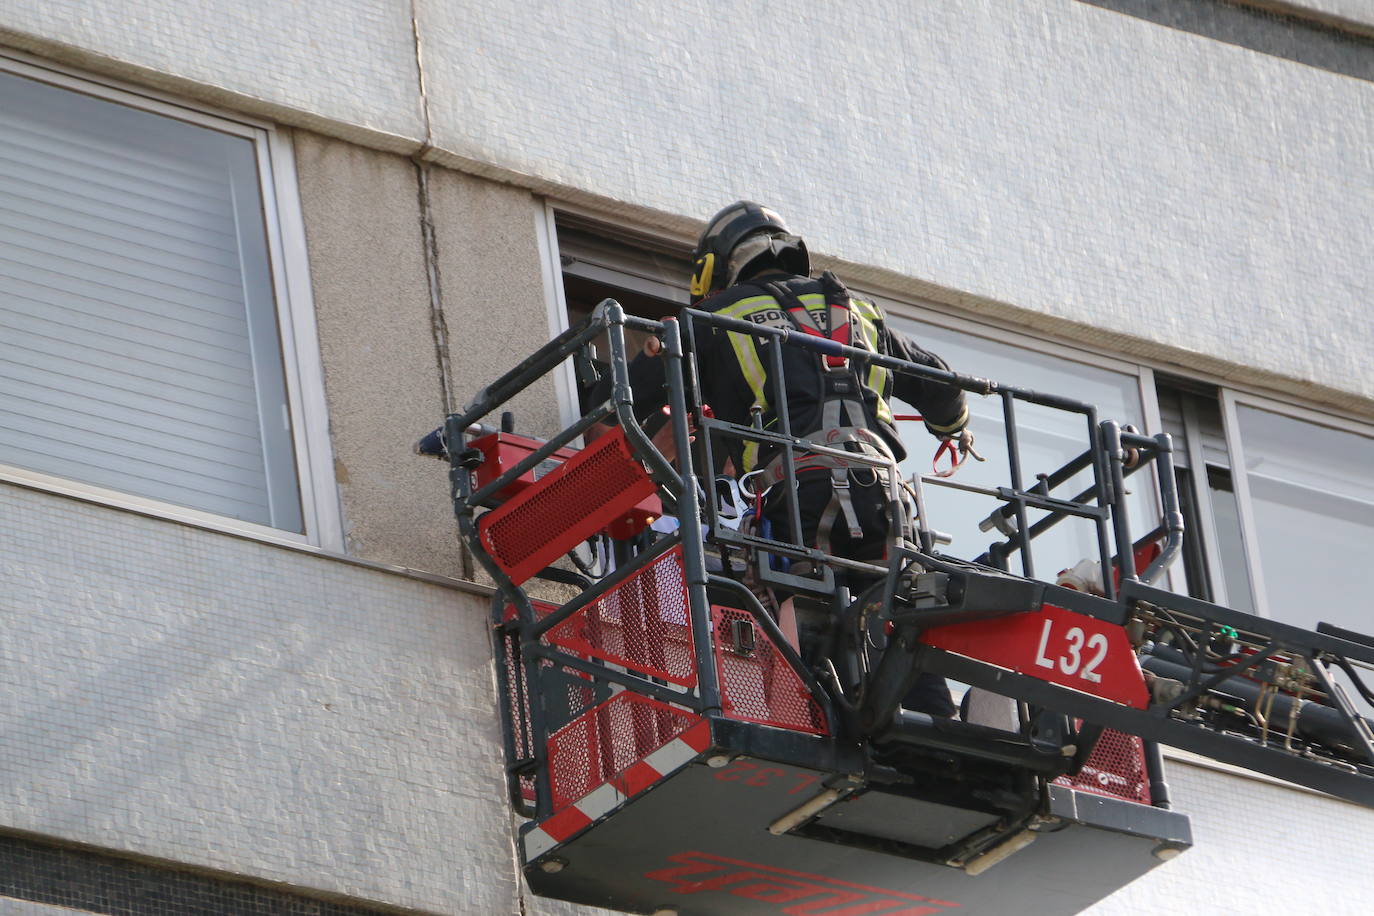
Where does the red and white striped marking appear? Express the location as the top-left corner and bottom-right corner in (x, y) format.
(524, 719), (711, 861)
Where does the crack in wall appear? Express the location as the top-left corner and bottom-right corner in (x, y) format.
(408, 0), (471, 580)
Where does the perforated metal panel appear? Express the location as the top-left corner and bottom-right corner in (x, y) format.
(712, 606), (828, 735)
(501, 626), (536, 802)
(504, 555), (699, 811)
(1055, 728), (1151, 804)
(545, 692), (699, 811)
(544, 545), (696, 687)
(478, 428), (660, 584)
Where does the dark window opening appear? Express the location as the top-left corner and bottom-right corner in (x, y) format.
(1156, 376), (1254, 611)
(555, 216), (691, 413)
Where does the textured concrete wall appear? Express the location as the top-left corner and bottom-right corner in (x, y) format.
(419, 0), (1374, 404)
(0, 0), (422, 146)
(1, 902), (92, 915)
(292, 133), (560, 576)
(1088, 757), (1374, 914)
(427, 170), (564, 442)
(4, 1), (1371, 406)
(0, 483), (518, 914)
(292, 130), (463, 576)
(1, 902), (90, 915)
(7, 472), (1373, 916)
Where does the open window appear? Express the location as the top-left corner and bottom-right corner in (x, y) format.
(1157, 376), (1374, 635)
(882, 308), (1154, 582)
(553, 214), (691, 415)
(1157, 378), (1256, 611)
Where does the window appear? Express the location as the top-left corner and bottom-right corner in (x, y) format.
(547, 213), (1157, 581)
(1160, 379), (1374, 638)
(0, 59), (336, 544)
(1158, 380), (1255, 610)
(547, 215), (1371, 646)
(1230, 398), (1374, 634)
(884, 312), (1153, 581)
(550, 212), (691, 417)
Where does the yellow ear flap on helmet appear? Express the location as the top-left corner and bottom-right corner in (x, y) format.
(691, 201), (809, 302)
(690, 252), (715, 300)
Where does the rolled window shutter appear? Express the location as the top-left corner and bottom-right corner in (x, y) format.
(1157, 385), (1228, 471)
(0, 70), (302, 532)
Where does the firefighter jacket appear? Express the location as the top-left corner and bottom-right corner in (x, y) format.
(608, 273), (969, 476)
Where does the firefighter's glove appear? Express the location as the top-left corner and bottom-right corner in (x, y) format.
(932, 428), (983, 478)
(947, 428), (985, 465)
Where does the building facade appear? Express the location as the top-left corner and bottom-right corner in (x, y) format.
(1, 1), (1372, 913)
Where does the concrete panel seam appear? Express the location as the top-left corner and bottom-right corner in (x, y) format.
(409, 0), (435, 146)
(414, 163), (457, 418)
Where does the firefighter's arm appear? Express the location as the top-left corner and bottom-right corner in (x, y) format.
(884, 327), (984, 466)
(884, 328), (969, 437)
(585, 339), (670, 443)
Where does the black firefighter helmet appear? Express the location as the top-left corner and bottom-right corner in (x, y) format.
(689, 200), (810, 302)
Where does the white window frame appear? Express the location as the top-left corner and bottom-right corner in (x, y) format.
(866, 290), (1163, 579)
(1220, 388), (1374, 620)
(1173, 391), (1237, 606)
(0, 51), (342, 552)
(534, 201), (580, 430)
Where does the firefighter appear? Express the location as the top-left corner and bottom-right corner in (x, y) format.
(615, 201), (974, 717)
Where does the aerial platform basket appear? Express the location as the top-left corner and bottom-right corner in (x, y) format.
(426, 301), (1374, 916)
(503, 547), (1188, 916)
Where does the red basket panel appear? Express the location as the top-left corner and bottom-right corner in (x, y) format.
(469, 432), (577, 502)
(1054, 728), (1151, 805)
(503, 600), (578, 804)
(712, 606), (828, 735)
(544, 545), (696, 687)
(546, 692), (701, 811)
(478, 427), (660, 585)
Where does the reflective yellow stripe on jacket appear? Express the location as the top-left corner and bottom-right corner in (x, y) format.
(850, 298), (892, 424)
(714, 293), (895, 471)
(715, 295), (776, 472)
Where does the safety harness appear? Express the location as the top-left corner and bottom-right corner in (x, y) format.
(753, 273), (912, 553)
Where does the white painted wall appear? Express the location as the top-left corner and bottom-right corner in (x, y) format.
(420, 0), (1374, 401)
(0, 0), (423, 140)
(6, 479), (1374, 916)
(4, 2), (1374, 913)
(0, 483), (518, 914)
(1089, 758), (1374, 914)
(3, 0), (1371, 402)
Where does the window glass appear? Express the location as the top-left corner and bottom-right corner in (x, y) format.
(0, 70), (302, 531)
(1237, 405), (1374, 637)
(889, 316), (1150, 583)
(1204, 467), (1256, 613)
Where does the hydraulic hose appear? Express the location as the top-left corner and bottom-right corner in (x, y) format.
(1141, 647), (1373, 758)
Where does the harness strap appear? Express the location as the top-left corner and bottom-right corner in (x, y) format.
(749, 276), (907, 549)
(762, 277), (853, 369)
(817, 271), (853, 369)
(759, 426), (893, 486)
(828, 466), (864, 539)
